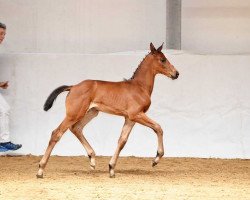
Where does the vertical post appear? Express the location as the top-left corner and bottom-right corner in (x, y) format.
(166, 0), (181, 49)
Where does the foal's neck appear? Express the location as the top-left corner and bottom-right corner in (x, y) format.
(132, 55), (156, 95)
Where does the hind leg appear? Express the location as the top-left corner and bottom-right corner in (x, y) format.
(37, 117), (76, 178)
(70, 108), (99, 170)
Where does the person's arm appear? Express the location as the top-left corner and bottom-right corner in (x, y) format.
(0, 81), (8, 89)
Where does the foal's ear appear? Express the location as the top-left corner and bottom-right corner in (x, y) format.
(157, 43), (164, 52)
(150, 42), (157, 54)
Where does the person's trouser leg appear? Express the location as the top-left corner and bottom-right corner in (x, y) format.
(0, 93), (11, 143)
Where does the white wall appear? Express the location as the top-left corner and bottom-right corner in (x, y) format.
(1, 0), (250, 159)
(182, 0), (250, 54)
(0, 0), (166, 54)
(0, 51), (250, 159)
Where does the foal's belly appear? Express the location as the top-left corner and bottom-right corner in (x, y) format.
(88, 102), (128, 117)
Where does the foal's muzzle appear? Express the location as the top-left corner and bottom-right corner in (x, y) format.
(171, 71), (179, 80)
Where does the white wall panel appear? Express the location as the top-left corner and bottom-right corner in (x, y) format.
(0, 51), (250, 158)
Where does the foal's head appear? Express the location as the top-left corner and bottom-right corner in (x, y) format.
(149, 43), (179, 80)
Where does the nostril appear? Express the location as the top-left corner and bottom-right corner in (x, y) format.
(176, 71), (179, 77)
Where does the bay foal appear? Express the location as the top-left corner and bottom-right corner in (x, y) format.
(37, 43), (179, 178)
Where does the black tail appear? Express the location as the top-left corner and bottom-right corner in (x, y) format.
(44, 85), (71, 111)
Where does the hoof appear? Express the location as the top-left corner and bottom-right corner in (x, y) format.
(152, 161), (158, 167)
(36, 174), (43, 179)
(109, 164), (115, 178)
(89, 155), (96, 170)
(109, 174), (115, 178)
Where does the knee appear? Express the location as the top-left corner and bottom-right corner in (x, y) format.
(50, 130), (62, 143)
(153, 124), (163, 136)
(50, 136), (60, 144)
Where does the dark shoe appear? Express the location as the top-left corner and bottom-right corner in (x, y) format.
(0, 145), (8, 152)
(0, 142), (22, 151)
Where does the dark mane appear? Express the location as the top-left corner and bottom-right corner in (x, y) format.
(124, 53), (150, 81)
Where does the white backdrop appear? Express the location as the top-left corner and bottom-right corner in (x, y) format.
(1, 0), (250, 158)
(0, 50), (250, 158)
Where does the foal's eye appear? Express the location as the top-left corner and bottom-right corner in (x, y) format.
(161, 59), (166, 63)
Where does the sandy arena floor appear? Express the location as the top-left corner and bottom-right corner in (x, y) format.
(0, 156), (249, 200)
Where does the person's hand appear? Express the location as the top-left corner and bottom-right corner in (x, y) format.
(0, 81), (9, 89)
